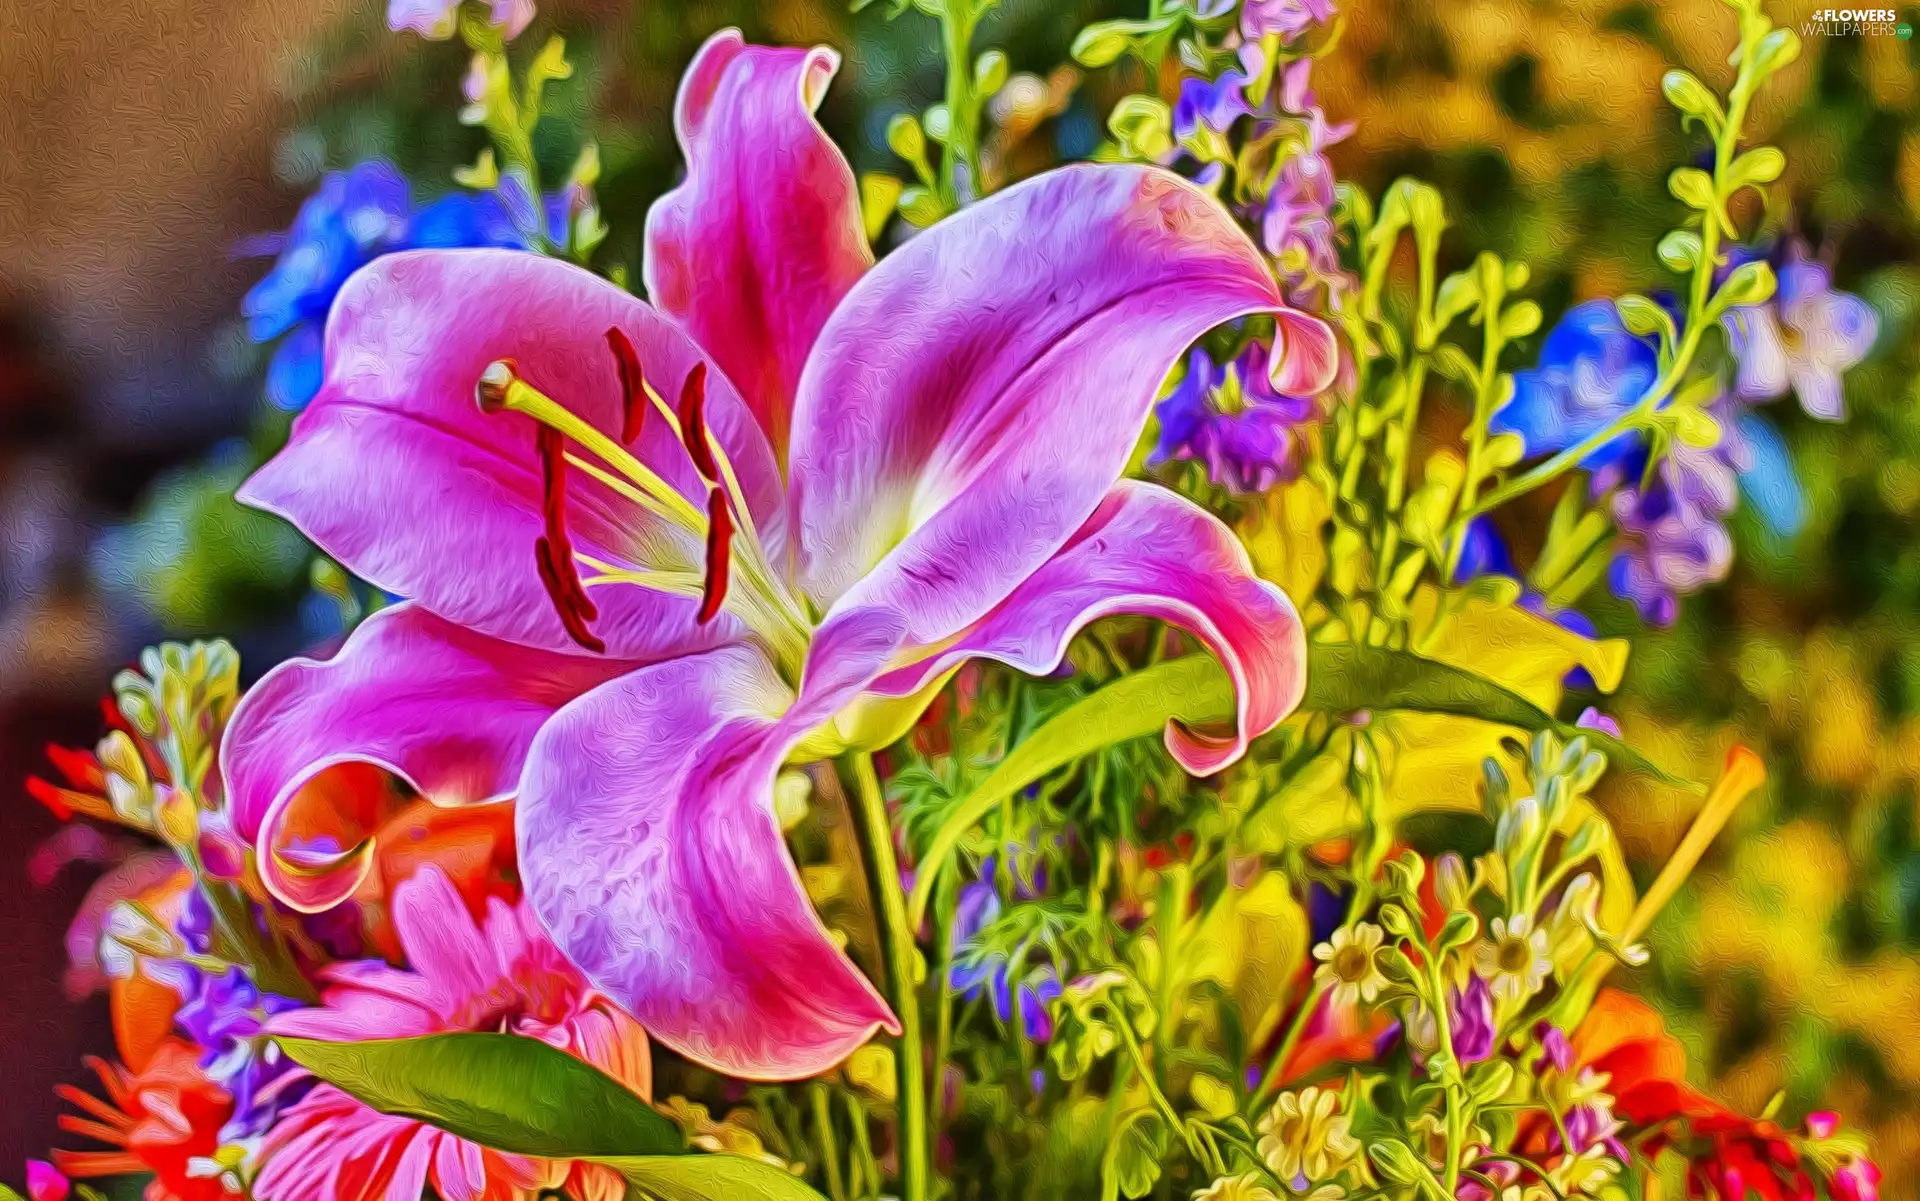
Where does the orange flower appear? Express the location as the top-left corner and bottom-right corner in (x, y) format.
(52, 1040), (237, 1201)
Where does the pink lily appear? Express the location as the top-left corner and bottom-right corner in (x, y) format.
(221, 29), (1333, 1080)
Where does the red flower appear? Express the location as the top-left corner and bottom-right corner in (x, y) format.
(1573, 990), (1821, 1201)
(51, 1041), (237, 1201)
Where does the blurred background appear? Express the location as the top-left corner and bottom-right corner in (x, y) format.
(2, 0), (1916, 1183)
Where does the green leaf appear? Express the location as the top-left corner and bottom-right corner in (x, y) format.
(905, 645), (1693, 924)
(596, 1155), (827, 1201)
(277, 1033), (680, 1159)
(1101, 1110), (1169, 1201)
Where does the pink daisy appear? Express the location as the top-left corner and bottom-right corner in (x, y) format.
(257, 867), (650, 1201)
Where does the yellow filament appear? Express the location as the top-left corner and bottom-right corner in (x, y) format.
(497, 375), (706, 533)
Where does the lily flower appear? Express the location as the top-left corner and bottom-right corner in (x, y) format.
(221, 30), (1332, 1080)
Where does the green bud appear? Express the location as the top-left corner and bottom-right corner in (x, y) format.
(886, 113), (927, 165)
(1368, 1139), (1427, 1186)
(1657, 230), (1704, 273)
(1716, 260), (1777, 310)
(973, 49), (1008, 96)
(1615, 293), (1675, 344)
(1470, 1059), (1518, 1106)
(1499, 300), (1542, 340)
(1378, 903), (1417, 940)
(1667, 167), (1717, 212)
(1660, 69), (1725, 129)
(1435, 854), (1471, 911)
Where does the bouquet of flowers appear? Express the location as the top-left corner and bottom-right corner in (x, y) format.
(13, 0), (1890, 1199)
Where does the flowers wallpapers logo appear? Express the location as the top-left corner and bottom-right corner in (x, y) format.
(0, 0), (1915, 1200)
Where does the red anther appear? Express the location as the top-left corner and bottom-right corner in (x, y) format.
(697, 487), (734, 625)
(679, 362), (720, 481)
(606, 327), (647, 444)
(532, 425), (602, 649)
(535, 537), (606, 653)
(25, 776), (74, 821)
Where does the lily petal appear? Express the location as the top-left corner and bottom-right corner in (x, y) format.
(223, 603), (630, 911)
(871, 481), (1305, 774)
(644, 30), (871, 458)
(517, 618), (904, 1080)
(241, 249), (783, 657)
(787, 163), (1326, 644)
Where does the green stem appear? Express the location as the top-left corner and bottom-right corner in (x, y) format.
(1250, 975), (1327, 1111)
(847, 753), (929, 1201)
(1459, 25), (1766, 531)
(811, 1083), (848, 1201)
(939, 2), (983, 208)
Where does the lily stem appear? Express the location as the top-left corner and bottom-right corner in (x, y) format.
(847, 752), (930, 1201)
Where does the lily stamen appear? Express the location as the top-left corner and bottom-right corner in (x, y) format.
(698, 486), (734, 624)
(606, 327), (648, 445)
(476, 359), (707, 535)
(532, 424), (605, 652)
(476, 357), (812, 667)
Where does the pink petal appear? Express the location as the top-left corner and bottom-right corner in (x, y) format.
(222, 603), (630, 911)
(871, 481), (1306, 775)
(387, 866), (505, 1018)
(644, 30), (871, 458)
(786, 163), (1328, 644)
(241, 248), (783, 657)
(517, 631), (901, 1080)
(383, 1128), (436, 1201)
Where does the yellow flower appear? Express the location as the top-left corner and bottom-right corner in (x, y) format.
(1255, 1086), (1361, 1184)
(1312, 922), (1388, 1008)
(1476, 912), (1552, 1004)
(1191, 1173), (1280, 1201)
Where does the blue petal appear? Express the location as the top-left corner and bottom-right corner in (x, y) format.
(265, 323), (325, 411)
(1736, 413), (1805, 538)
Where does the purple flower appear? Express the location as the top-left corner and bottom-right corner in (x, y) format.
(1241, 0), (1336, 41)
(1151, 342), (1322, 493)
(387, 0), (533, 40)
(1608, 408), (1806, 626)
(1259, 64), (1352, 304)
(1726, 248), (1878, 420)
(1534, 1023), (1575, 1073)
(220, 31), (1334, 1081)
(948, 860), (1064, 1042)
(1450, 973), (1495, 1065)
(1173, 70), (1252, 143)
(1575, 706), (1622, 738)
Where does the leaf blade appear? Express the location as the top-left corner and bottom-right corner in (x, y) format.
(595, 1155), (830, 1201)
(277, 1032), (680, 1159)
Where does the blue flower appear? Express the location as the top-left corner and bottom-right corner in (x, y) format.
(1493, 300), (1659, 476)
(244, 162), (554, 411)
(243, 162), (411, 343)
